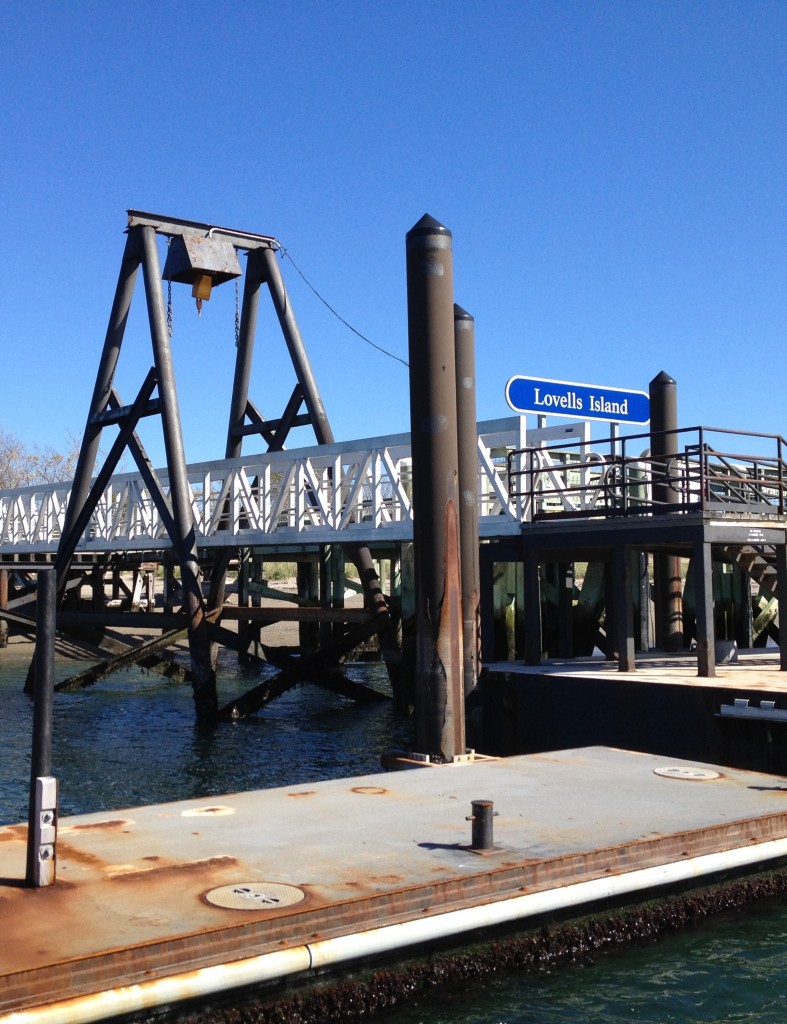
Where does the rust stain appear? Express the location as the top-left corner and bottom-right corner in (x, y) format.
(350, 786), (388, 796)
(64, 819), (133, 832)
(110, 854), (238, 882)
(55, 842), (109, 868)
(287, 791), (317, 798)
(0, 828), (26, 843)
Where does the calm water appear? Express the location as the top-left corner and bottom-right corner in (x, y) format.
(3, 648), (787, 1023)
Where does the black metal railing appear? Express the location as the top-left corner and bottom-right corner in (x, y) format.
(508, 426), (787, 521)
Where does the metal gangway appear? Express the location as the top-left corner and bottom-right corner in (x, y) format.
(0, 417), (579, 557)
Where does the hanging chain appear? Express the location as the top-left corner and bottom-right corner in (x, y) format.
(235, 278), (240, 347)
(165, 238), (173, 338)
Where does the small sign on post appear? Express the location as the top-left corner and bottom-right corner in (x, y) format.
(505, 376), (650, 425)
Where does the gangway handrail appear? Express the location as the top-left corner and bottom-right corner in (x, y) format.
(0, 420), (527, 554)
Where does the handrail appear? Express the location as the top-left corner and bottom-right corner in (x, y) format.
(508, 425), (787, 521)
(0, 422), (526, 554)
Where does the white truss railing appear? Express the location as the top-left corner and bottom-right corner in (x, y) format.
(0, 417), (557, 555)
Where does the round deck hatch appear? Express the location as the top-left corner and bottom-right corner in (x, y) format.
(205, 882), (305, 910)
(653, 766), (721, 781)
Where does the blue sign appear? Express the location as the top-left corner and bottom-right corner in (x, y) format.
(505, 376), (650, 425)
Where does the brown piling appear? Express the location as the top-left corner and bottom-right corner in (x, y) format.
(405, 214), (465, 761)
(454, 304), (481, 696)
(649, 371), (684, 653)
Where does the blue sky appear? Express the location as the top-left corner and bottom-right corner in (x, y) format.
(1, 1), (785, 468)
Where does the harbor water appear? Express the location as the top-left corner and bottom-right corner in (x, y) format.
(2, 648), (787, 1023)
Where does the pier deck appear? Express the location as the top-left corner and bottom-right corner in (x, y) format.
(4, 746), (787, 1021)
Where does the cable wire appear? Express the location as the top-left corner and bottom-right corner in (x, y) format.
(280, 248), (409, 369)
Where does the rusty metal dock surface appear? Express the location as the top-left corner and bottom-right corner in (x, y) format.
(4, 746), (787, 1020)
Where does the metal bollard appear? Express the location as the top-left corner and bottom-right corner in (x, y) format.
(467, 799), (497, 851)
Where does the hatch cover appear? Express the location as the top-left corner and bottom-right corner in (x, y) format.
(653, 766), (721, 781)
(205, 882), (306, 910)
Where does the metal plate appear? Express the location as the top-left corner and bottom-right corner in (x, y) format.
(205, 882), (305, 911)
(653, 766), (722, 781)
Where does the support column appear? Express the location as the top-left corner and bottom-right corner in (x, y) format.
(406, 214), (465, 760)
(557, 562), (574, 658)
(454, 304), (481, 696)
(613, 547), (636, 671)
(638, 552), (650, 651)
(650, 371), (684, 651)
(776, 541), (787, 671)
(523, 547), (542, 666)
(140, 225), (217, 726)
(297, 557), (319, 652)
(479, 550), (496, 665)
(693, 539), (716, 677)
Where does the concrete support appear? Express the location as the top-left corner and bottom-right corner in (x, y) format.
(454, 304), (481, 696)
(406, 214), (465, 760)
(650, 371), (684, 651)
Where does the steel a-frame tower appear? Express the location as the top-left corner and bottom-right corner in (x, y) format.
(55, 211), (388, 726)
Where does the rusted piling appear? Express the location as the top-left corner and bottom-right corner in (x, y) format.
(454, 304), (481, 696)
(649, 371), (683, 654)
(405, 214), (465, 761)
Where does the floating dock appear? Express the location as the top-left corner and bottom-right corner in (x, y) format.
(482, 650), (787, 773)
(4, 746), (787, 1022)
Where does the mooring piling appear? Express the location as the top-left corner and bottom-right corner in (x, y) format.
(406, 214), (465, 761)
(454, 304), (481, 696)
(649, 371), (684, 655)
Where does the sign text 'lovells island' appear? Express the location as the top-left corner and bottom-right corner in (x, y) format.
(505, 376), (650, 425)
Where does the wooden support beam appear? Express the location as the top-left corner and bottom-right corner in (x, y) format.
(55, 626), (190, 691)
